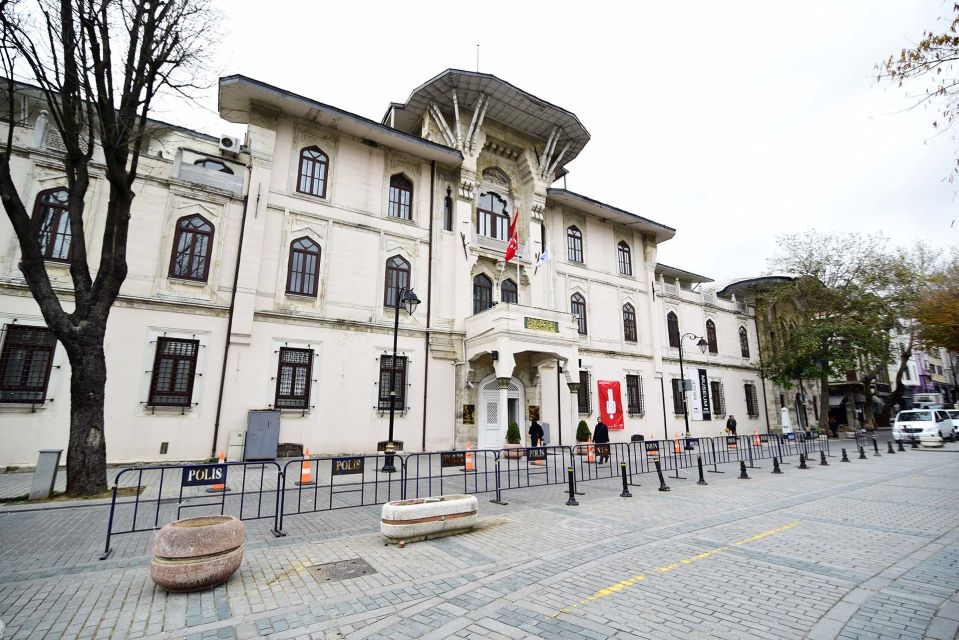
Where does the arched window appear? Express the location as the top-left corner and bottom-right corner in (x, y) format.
(194, 158), (233, 174)
(388, 174), (413, 220)
(618, 241), (632, 275)
(667, 311), (680, 348)
(169, 214), (213, 281)
(623, 303), (637, 342)
(567, 226), (583, 263)
(473, 274), (493, 314)
(286, 237), (321, 297)
(384, 255), (410, 307)
(33, 188), (71, 262)
(739, 326), (750, 358)
(571, 292), (587, 335)
(297, 146), (329, 198)
(477, 192), (509, 240)
(706, 319), (718, 354)
(501, 278), (518, 304)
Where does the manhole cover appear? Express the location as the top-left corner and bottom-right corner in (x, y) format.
(309, 558), (377, 582)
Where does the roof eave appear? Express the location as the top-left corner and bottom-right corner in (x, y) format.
(655, 262), (715, 284)
(546, 188), (676, 243)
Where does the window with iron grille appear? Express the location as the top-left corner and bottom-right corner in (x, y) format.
(744, 383), (759, 417)
(501, 278), (517, 304)
(739, 326), (750, 358)
(706, 319), (718, 354)
(33, 188), (72, 262)
(626, 374), (644, 415)
(567, 226), (583, 263)
(148, 337), (199, 407)
(617, 241), (632, 275)
(0, 325), (57, 403)
(388, 174), (413, 220)
(378, 355), (407, 411)
(667, 311), (680, 348)
(623, 303), (637, 342)
(275, 347), (313, 410)
(571, 293), (587, 335)
(710, 380), (726, 415)
(577, 369), (591, 414)
(671, 378), (686, 415)
(297, 146), (329, 198)
(169, 214), (213, 281)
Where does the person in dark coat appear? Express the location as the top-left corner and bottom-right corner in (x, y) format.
(726, 415), (737, 436)
(593, 419), (610, 463)
(528, 420), (544, 447)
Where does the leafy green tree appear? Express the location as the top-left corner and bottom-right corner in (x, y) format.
(915, 251), (959, 352)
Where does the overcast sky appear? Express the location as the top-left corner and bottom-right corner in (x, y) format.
(166, 1), (958, 285)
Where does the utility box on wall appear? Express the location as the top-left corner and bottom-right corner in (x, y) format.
(245, 410), (280, 460)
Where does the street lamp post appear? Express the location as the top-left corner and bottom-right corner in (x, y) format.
(380, 286), (420, 473)
(678, 332), (709, 448)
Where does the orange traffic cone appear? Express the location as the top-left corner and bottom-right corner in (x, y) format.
(207, 450), (227, 493)
(674, 432), (682, 454)
(296, 447), (315, 486)
(465, 441), (475, 471)
(753, 429), (761, 447)
(587, 437), (595, 463)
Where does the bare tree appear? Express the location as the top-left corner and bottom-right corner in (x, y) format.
(0, 0), (218, 496)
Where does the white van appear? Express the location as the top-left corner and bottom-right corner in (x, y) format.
(892, 409), (953, 445)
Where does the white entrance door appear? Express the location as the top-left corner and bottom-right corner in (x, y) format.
(478, 376), (524, 450)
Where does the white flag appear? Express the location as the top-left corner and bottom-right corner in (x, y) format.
(534, 246), (550, 272)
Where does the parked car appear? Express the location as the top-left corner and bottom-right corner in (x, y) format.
(892, 409), (953, 445)
(943, 410), (959, 441)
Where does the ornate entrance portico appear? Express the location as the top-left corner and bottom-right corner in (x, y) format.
(477, 376), (524, 450)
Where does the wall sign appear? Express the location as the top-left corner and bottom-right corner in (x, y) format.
(182, 464), (227, 487)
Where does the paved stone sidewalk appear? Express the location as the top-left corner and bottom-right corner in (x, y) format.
(1, 443), (957, 639)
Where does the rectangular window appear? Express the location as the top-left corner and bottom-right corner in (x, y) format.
(745, 383), (759, 417)
(378, 355), (407, 411)
(710, 380), (726, 416)
(148, 337), (199, 407)
(626, 374), (644, 415)
(671, 378), (685, 415)
(577, 370), (591, 414)
(0, 325), (57, 403)
(275, 347), (313, 410)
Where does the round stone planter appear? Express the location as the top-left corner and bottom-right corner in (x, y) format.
(150, 515), (244, 592)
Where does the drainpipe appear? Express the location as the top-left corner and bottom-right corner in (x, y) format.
(421, 161), (436, 451)
(211, 177), (256, 457)
(556, 360), (563, 446)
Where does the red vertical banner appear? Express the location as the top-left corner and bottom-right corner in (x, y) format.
(597, 380), (624, 430)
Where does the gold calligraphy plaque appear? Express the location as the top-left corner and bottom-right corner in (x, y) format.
(524, 317), (559, 333)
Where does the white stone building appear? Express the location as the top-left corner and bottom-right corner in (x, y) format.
(0, 71), (765, 465)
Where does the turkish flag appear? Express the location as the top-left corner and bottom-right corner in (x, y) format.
(504, 209), (519, 262)
(598, 380), (624, 430)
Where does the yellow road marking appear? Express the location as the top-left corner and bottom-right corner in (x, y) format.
(549, 521), (799, 618)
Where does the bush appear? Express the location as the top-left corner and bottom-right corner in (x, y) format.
(576, 420), (591, 442)
(506, 421), (521, 444)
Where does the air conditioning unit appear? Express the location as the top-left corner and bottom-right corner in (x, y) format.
(218, 134), (242, 155)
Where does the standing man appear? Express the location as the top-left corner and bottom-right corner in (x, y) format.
(593, 418), (610, 463)
(528, 419), (544, 447)
(726, 414), (738, 436)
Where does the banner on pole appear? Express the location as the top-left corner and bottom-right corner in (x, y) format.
(597, 380), (624, 430)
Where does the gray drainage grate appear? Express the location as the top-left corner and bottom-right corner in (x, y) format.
(309, 558), (377, 583)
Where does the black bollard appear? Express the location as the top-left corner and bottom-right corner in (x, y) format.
(619, 462), (632, 498)
(872, 436), (881, 457)
(565, 466), (579, 506)
(798, 453), (809, 469)
(654, 458), (670, 492)
(897, 439), (905, 452)
(739, 460), (750, 479)
(911, 437), (919, 449)
(819, 451), (829, 466)
(887, 441), (896, 454)
(772, 457), (783, 474)
(696, 455), (708, 485)
(858, 446), (868, 460)
(841, 448), (850, 462)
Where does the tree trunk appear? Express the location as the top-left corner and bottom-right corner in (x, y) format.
(862, 375), (876, 430)
(819, 373), (830, 431)
(879, 342), (912, 429)
(64, 334), (108, 497)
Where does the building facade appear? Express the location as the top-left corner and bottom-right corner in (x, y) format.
(0, 71), (764, 466)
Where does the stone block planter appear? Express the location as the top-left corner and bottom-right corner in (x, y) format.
(381, 495), (478, 544)
(150, 515), (244, 592)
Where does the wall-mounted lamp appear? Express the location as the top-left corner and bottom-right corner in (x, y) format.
(491, 350), (499, 361)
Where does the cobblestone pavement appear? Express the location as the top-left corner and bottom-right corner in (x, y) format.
(1, 442), (957, 639)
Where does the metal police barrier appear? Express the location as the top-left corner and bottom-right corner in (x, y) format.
(276, 453), (404, 534)
(570, 442), (633, 483)
(101, 460), (281, 560)
(498, 445), (574, 495)
(403, 448), (501, 502)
